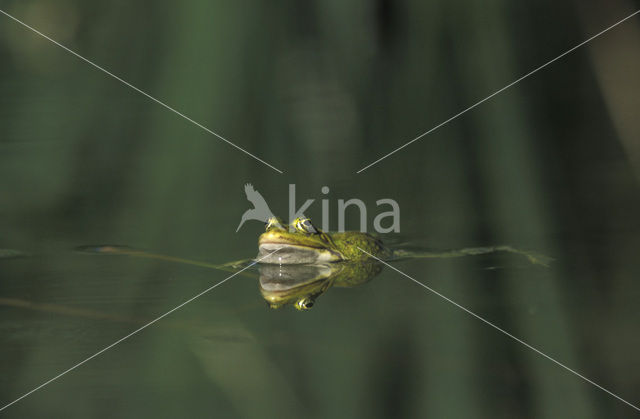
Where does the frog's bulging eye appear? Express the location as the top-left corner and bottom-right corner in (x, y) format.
(294, 218), (318, 234)
(265, 217), (285, 231)
(301, 219), (317, 234)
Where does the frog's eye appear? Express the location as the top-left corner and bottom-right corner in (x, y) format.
(265, 217), (285, 231)
(295, 218), (318, 234)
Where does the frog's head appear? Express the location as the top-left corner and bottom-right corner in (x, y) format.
(257, 217), (344, 264)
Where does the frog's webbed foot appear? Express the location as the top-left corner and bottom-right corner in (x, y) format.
(485, 246), (554, 267)
(394, 245), (553, 267)
(520, 251), (554, 267)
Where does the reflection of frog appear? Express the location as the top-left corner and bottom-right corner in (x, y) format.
(257, 217), (551, 266)
(259, 262), (382, 310)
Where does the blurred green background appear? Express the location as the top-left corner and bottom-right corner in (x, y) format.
(1, 0), (640, 417)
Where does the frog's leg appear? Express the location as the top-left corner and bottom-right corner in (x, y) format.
(77, 245), (257, 277)
(392, 246), (553, 267)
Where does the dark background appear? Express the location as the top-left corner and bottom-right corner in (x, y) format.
(1, 0), (639, 417)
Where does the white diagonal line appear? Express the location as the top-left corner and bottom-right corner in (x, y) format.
(0, 9), (283, 174)
(357, 9), (640, 173)
(0, 249), (279, 412)
(357, 247), (640, 412)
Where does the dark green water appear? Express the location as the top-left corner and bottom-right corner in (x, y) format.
(1, 1), (640, 417)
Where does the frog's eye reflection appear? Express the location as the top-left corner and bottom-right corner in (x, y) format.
(296, 298), (314, 310)
(295, 218), (318, 234)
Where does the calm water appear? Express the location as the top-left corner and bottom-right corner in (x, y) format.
(1, 2), (640, 418)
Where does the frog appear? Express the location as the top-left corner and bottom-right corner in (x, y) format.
(256, 216), (551, 266)
(80, 217), (550, 311)
(83, 216), (550, 269)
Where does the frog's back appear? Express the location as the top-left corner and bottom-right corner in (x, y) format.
(331, 231), (392, 261)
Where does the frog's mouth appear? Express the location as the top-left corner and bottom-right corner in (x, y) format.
(257, 242), (343, 264)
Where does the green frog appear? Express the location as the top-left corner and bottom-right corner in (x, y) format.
(81, 216), (550, 310)
(257, 216), (551, 266)
(84, 216), (550, 269)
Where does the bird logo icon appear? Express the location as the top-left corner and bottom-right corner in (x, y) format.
(236, 183), (274, 232)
